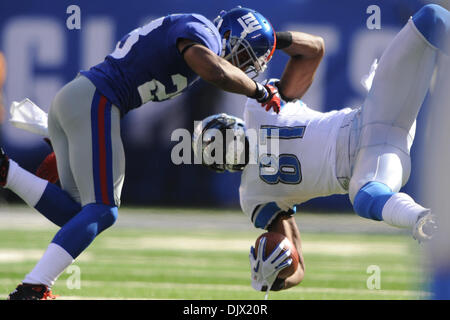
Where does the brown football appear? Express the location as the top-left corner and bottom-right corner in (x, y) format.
(255, 232), (299, 279)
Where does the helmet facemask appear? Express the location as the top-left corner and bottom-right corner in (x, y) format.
(224, 36), (267, 79)
(224, 122), (249, 172)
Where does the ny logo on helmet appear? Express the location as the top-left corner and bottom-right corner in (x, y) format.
(237, 13), (262, 38)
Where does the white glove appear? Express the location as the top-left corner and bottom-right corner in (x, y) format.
(249, 237), (293, 292)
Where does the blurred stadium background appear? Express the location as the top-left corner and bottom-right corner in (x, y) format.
(0, 0), (448, 299)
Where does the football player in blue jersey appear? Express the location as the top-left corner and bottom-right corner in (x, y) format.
(0, 7), (302, 299)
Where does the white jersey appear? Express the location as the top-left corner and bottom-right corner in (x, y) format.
(239, 98), (357, 229)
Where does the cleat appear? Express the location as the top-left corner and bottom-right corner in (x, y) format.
(7, 283), (57, 300)
(0, 147), (9, 187)
(413, 210), (437, 243)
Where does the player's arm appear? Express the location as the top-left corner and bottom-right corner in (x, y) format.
(275, 31), (325, 101)
(177, 39), (278, 108)
(267, 213), (305, 290)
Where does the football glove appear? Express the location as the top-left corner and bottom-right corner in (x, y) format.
(264, 78), (298, 105)
(249, 236), (293, 292)
(253, 82), (282, 114)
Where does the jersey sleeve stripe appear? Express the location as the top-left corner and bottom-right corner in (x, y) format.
(252, 202), (283, 229)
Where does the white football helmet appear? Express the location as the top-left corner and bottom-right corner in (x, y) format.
(192, 113), (249, 172)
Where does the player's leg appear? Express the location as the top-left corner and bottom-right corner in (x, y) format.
(358, 7), (445, 137)
(50, 87), (124, 259)
(0, 151), (81, 227)
(413, 4), (450, 56)
(19, 76), (125, 290)
(0, 83), (87, 227)
(349, 5), (449, 236)
(5, 78), (95, 299)
(47, 95), (83, 205)
(350, 143), (434, 243)
(33, 94), (84, 224)
(350, 4), (449, 191)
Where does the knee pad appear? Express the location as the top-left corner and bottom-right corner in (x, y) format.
(89, 203), (118, 233)
(413, 4), (450, 54)
(353, 182), (394, 221)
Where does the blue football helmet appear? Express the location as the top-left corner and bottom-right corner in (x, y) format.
(213, 6), (276, 78)
(192, 113), (249, 172)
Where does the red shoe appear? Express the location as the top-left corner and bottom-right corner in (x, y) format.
(7, 283), (58, 300)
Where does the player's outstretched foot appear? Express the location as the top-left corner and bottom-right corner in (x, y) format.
(7, 283), (57, 300)
(0, 147), (9, 187)
(413, 210), (437, 243)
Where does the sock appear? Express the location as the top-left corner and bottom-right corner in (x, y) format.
(23, 204), (118, 287)
(5, 159), (81, 227)
(5, 159), (47, 208)
(52, 203), (118, 258)
(353, 182), (394, 221)
(23, 243), (74, 287)
(35, 183), (81, 227)
(412, 4), (450, 55)
(382, 192), (429, 228)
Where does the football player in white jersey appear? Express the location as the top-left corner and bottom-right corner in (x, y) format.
(193, 4), (449, 292)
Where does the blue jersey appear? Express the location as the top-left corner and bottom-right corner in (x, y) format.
(81, 14), (222, 115)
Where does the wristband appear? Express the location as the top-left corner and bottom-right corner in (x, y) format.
(275, 32), (293, 50)
(252, 81), (269, 102)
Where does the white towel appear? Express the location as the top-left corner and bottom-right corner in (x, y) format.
(361, 59), (378, 93)
(9, 98), (49, 136)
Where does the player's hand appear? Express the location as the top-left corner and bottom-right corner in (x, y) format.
(254, 82), (281, 114)
(249, 237), (293, 291)
(36, 151), (59, 184)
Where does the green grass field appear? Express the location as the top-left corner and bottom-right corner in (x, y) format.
(0, 206), (430, 300)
